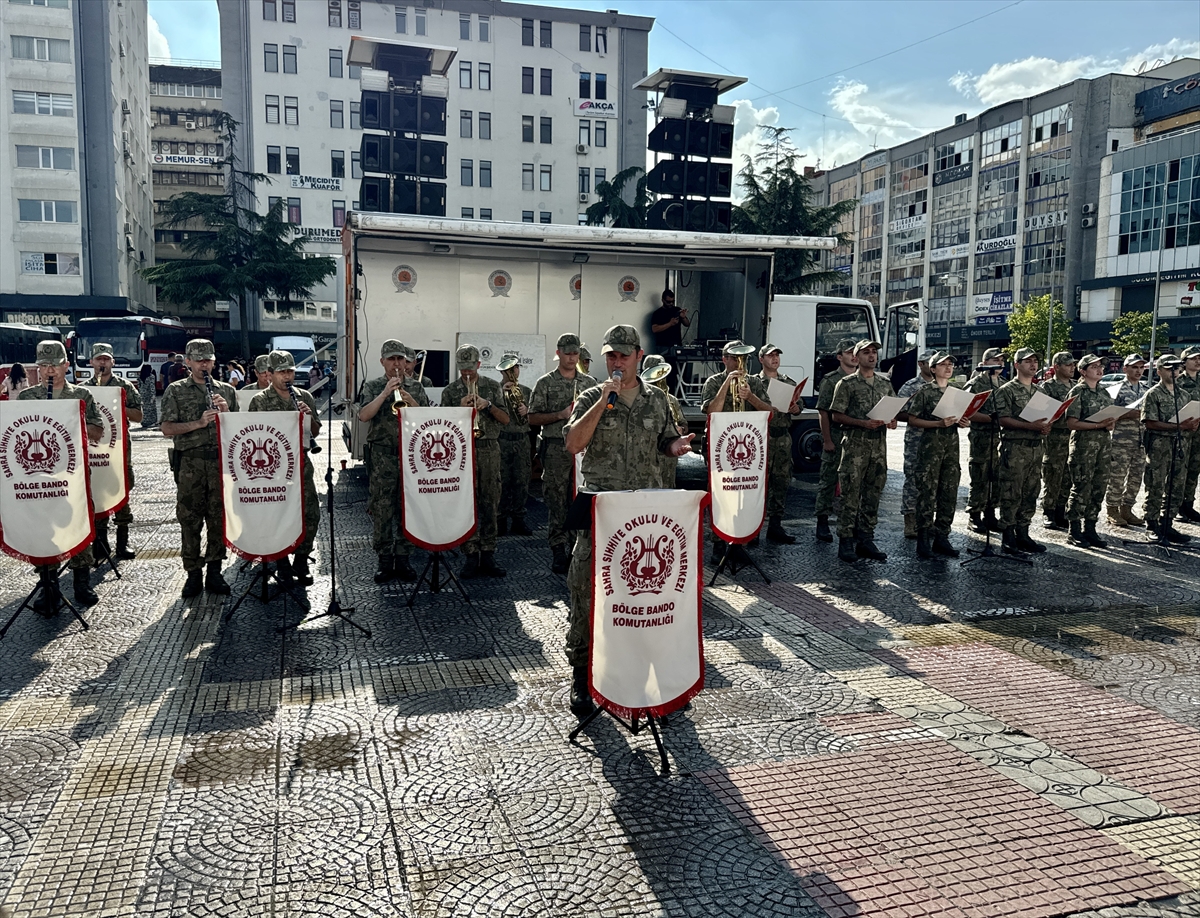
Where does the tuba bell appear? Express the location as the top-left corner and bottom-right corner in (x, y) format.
(497, 355), (525, 422)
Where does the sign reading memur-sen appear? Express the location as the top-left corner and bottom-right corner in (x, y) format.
(152, 154), (219, 166)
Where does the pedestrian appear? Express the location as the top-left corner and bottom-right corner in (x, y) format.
(85, 343), (143, 562)
(1064, 354), (1116, 548)
(1106, 354), (1150, 527)
(896, 349), (936, 539)
(1140, 355), (1197, 544)
(161, 353), (175, 391)
(994, 348), (1053, 555)
(1174, 345), (1200, 523)
(966, 348), (1006, 533)
(138, 364), (159, 429)
(754, 342), (802, 543)
(813, 339), (858, 543)
(1040, 352), (1077, 530)
(227, 361), (245, 389)
(3, 362), (29, 399)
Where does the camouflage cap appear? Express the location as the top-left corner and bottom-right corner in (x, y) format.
(185, 338), (215, 360)
(852, 339), (882, 355)
(601, 325), (641, 356)
(556, 333), (582, 353)
(918, 348), (938, 363)
(380, 339), (406, 359)
(1182, 346), (1200, 359)
(254, 354), (271, 374)
(579, 345), (591, 362)
(930, 352), (957, 367)
(1013, 347), (1038, 363)
(1052, 351), (1076, 366)
(90, 343), (114, 359)
(982, 347), (1005, 361)
(404, 344), (417, 361)
(35, 340), (68, 366)
(268, 350), (296, 371)
(456, 344), (481, 369)
(1123, 353), (1147, 366)
(835, 338), (858, 355)
(1157, 355), (1183, 370)
(1077, 354), (1103, 370)
(759, 343), (783, 358)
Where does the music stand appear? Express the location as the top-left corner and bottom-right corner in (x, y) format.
(93, 534), (124, 580)
(406, 550), (469, 607)
(222, 558), (308, 625)
(0, 563), (89, 639)
(570, 703), (671, 776)
(708, 538), (770, 586)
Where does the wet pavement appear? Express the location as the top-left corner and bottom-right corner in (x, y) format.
(0, 425), (1197, 917)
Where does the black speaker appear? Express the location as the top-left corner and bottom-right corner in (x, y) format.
(648, 118), (688, 155)
(646, 160), (687, 196)
(359, 175), (391, 212)
(686, 200), (731, 232)
(392, 138), (447, 178)
(360, 134), (390, 173)
(392, 180), (446, 216)
(647, 198), (687, 231)
(391, 94), (447, 135)
(685, 161), (733, 197)
(361, 91), (390, 130)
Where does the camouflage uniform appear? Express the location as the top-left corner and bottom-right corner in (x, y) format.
(830, 372), (894, 539)
(1177, 370), (1200, 508)
(993, 379), (1047, 529)
(1107, 378), (1149, 513)
(755, 370), (799, 518)
(84, 372), (142, 537)
(441, 374), (507, 553)
(160, 375), (239, 572)
(1064, 381), (1113, 523)
(966, 371), (1003, 514)
(700, 368), (769, 414)
(19, 382), (103, 571)
(529, 368), (596, 549)
(906, 381), (963, 536)
(361, 375), (428, 561)
(498, 380), (533, 525)
(248, 385), (322, 562)
(1141, 382), (1193, 524)
(815, 368), (848, 517)
(1040, 376), (1073, 518)
(562, 379), (680, 668)
(897, 374), (931, 516)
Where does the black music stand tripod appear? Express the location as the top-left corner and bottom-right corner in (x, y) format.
(0, 563), (89, 639)
(709, 536), (771, 586)
(570, 702), (672, 776)
(406, 549), (470, 607)
(222, 555), (309, 625)
(93, 532), (124, 580)
(962, 412), (1032, 569)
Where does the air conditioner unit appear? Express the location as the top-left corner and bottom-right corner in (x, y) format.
(123, 222), (132, 234)
(579, 192), (589, 203)
(121, 99), (130, 114)
(1081, 203), (1096, 214)
(575, 143), (587, 154)
(1081, 217), (1096, 228)
(185, 120), (196, 130)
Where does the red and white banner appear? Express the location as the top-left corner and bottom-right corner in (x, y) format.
(217, 411), (305, 562)
(400, 407), (476, 550)
(0, 399), (95, 564)
(89, 387), (130, 518)
(590, 489), (707, 718)
(707, 410), (770, 543)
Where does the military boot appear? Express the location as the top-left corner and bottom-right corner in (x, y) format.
(181, 569), (204, 598)
(94, 528), (111, 566)
(1178, 503), (1200, 524)
(837, 537), (857, 563)
(511, 517), (533, 536)
(1121, 506), (1144, 527)
(1068, 520), (1089, 547)
(73, 569), (99, 607)
(855, 531), (887, 561)
(1147, 518), (1167, 544)
(985, 509), (1003, 533)
(815, 515), (833, 543)
(931, 533), (960, 558)
(205, 561), (231, 595)
(1164, 520), (1192, 544)
(1054, 508), (1069, 530)
(275, 556), (294, 584)
(293, 556), (314, 585)
(1107, 504), (1127, 527)
(1083, 521), (1108, 549)
(114, 525), (136, 560)
(1002, 527), (1025, 555)
(480, 551), (507, 577)
(460, 552), (482, 579)
(570, 666), (595, 718)
(373, 556), (395, 584)
(497, 515), (509, 537)
(1018, 525), (1046, 553)
(33, 571), (61, 616)
(968, 511), (987, 534)
(551, 544), (570, 574)
(394, 557), (417, 582)
(903, 513), (917, 539)
(916, 529), (933, 559)
(767, 517), (795, 544)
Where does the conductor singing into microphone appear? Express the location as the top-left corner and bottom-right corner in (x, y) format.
(562, 324), (695, 719)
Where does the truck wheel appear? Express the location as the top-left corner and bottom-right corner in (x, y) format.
(792, 421), (823, 473)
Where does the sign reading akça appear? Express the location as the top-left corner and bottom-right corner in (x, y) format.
(576, 99), (616, 119)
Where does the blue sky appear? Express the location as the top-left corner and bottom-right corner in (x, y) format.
(149, 0), (1199, 168)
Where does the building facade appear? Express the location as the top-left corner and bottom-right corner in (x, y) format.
(1, 0), (154, 332)
(810, 59), (1200, 357)
(218, 0), (653, 344)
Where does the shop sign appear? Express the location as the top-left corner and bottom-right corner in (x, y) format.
(933, 163), (972, 186)
(888, 213), (927, 234)
(930, 243), (970, 262)
(576, 100), (616, 119)
(152, 154), (219, 166)
(975, 234), (1017, 255)
(861, 151), (887, 171)
(972, 290), (1014, 318)
(297, 227), (342, 242)
(4, 311), (72, 327)
(289, 175), (343, 191)
(1024, 210), (1068, 232)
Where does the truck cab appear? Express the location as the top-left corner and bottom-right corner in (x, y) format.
(879, 298), (925, 391)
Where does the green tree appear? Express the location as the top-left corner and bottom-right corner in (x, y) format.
(1109, 310), (1169, 359)
(1005, 294), (1071, 362)
(585, 166), (649, 228)
(732, 126), (856, 293)
(140, 113), (336, 358)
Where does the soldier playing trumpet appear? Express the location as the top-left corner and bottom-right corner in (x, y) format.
(497, 354), (533, 536)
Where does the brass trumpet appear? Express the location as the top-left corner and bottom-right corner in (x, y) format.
(468, 376), (482, 438)
(726, 343), (757, 412)
(390, 368), (406, 415)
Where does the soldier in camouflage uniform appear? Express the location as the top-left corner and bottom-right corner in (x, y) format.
(754, 343), (801, 543)
(358, 339), (425, 584)
(562, 324), (694, 718)
(496, 354), (533, 536)
(904, 353), (970, 559)
(896, 350), (936, 539)
(1040, 352), (1076, 530)
(252, 355), (272, 390)
(1107, 354), (1150, 527)
(830, 340), (897, 563)
(20, 340), (104, 612)
(403, 344), (433, 400)
(814, 339), (857, 542)
(994, 347), (1053, 555)
(161, 339), (239, 598)
(966, 347), (1006, 533)
(578, 345), (592, 376)
(442, 344), (511, 578)
(640, 354), (689, 487)
(85, 342), (143, 562)
(529, 334), (596, 573)
(1064, 354), (1116, 548)
(1174, 346), (1200, 523)
(1141, 355), (1198, 544)
(249, 351), (322, 586)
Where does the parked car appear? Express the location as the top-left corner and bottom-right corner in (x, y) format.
(1101, 373), (1125, 387)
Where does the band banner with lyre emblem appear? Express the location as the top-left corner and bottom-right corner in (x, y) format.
(217, 410), (305, 562)
(706, 410), (770, 543)
(400, 407), (476, 550)
(590, 489), (707, 719)
(0, 399), (95, 564)
(88, 387), (130, 518)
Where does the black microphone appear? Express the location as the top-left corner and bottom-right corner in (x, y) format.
(605, 370), (623, 410)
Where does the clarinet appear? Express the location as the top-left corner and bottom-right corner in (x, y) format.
(202, 370), (216, 409)
(288, 383), (322, 453)
(46, 377), (54, 401)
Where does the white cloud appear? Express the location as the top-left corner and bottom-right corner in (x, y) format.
(148, 13), (170, 61)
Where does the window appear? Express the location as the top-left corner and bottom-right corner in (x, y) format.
(264, 43), (278, 71)
(329, 48), (342, 77)
(540, 116), (552, 144)
(351, 150), (362, 179)
(267, 145), (281, 173)
(461, 159), (473, 186)
(479, 112), (491, 139)
(348, 0), (360, 28)
(540, 69), (552, 95)
(263, 0), (276, 20)
(459, 110), (472, 137)
(522, 116), (534, 142)
(395, 8), (405, 32)
(579, 72), (590, 99)
(480, 208), (492, 220)
(286, 146), (300, 174)
(15, 145), (73, 170)
(349, 63), (360, 79)
(478, 62), (490, 91)
(578, 120), (590, 146)
(282, 0), (295, 21)
(540, 212), (552, 224)
(333, 199), (346, 228)
(285, 96), (298, 124)
(460, 15), (470, 39)
(265, 95), (280, 123)
(480, 160), (491, 187)
(268, 195), (282, 215)
(522, 210), (534, 223)
(331, 149), (344, 178)
(330, 100), (343, 128)
(415, 7), (425, 35)
(578, 167), (590, 194)
(18, 199), (75, 223)
(522, 18), (533, 45)
(594, 167), (606, 192)
(522, 67), (534, 94)
(595, 73), (607, 100)
(459, 61), (471, 89)
(540, 20), (552, 47)
(460, 207), (474, 219)
(540, 165), (552, 191)
(11, 36), (71, 62)
(595, 121), (606, 147)
(350, 100), (360, 130)
(283, 45), (296, 73)
(522, 164), (534, 191)
(12, 91), (72, 116)
(287, 197), (301, 224)
(596, 26), (607, 53)
(579, 24), (591, 52)
(328, 0), (341, 27)
(479, 15), (490, 42)
(21, 252), (79, 276)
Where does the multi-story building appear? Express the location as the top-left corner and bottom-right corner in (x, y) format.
(810, 58), (1200, 357)
(218, 0), (653, 345)
(1, 0), (154, 332)
(149, 63), (227, 340)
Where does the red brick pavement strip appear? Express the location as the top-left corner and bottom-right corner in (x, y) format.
(894, 644), (1200, 815)
(698, 723), (1190, 918)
